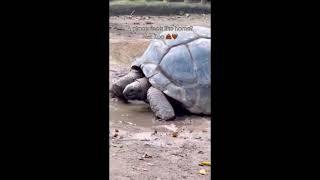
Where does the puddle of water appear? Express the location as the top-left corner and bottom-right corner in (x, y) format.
(109, 96), (211, 128)
(109, 97), (157, 127)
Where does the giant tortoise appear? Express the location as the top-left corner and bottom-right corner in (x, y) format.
(111, 26), (211, 120)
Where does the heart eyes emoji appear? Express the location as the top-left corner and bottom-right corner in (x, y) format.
(165, 33), (178, 40)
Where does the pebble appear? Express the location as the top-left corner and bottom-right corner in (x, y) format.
(142, 153), (152, 158)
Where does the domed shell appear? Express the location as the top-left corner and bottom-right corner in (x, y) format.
(132, 26), (211, 114)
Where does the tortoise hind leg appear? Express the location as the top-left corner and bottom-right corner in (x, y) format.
(147, 87), (175, 121)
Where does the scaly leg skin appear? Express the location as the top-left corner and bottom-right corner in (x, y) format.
(111, 68), (143, 100)
(147, 87), (175, 121)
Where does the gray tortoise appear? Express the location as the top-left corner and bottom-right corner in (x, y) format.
(111, 26), (211, 120)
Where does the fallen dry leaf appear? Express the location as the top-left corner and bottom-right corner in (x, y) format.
(199, 161), (211, 166)
(172, 131), (178, 137)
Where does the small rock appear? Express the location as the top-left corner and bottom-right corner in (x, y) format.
(199, 169), (207, 175)
(127, 122), (136, 126)
(198, 151), (204, 154)
(115, 129), (119, 132)
(151, 130), (157, 135)
(111, 98), (118, 102)
(171, 153), (184, 157)
(144, 144), (151, 147)
(142, 153), (152, 158)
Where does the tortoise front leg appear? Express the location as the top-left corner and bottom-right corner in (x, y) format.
(147, 87), (175, 121)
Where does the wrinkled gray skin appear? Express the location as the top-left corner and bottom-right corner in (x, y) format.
(110, 68), (143, 101)
(111, 67), (175, 120)
(123, 77), (150, 101)
(111, 26), (211, 120)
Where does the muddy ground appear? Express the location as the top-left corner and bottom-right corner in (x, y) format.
(109, 14), (211, 180)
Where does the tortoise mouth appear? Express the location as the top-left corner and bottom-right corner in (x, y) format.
(124, 93), (136, 100)
(123, 86), (140, 100)
(124, 90), (146, 100)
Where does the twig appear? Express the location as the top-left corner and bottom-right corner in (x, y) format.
(130, 10), (135, 16)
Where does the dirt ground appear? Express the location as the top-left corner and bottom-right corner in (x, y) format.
(109, 14), (211, 180)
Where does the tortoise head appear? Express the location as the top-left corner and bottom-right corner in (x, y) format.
(123, 77), (150, 101)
